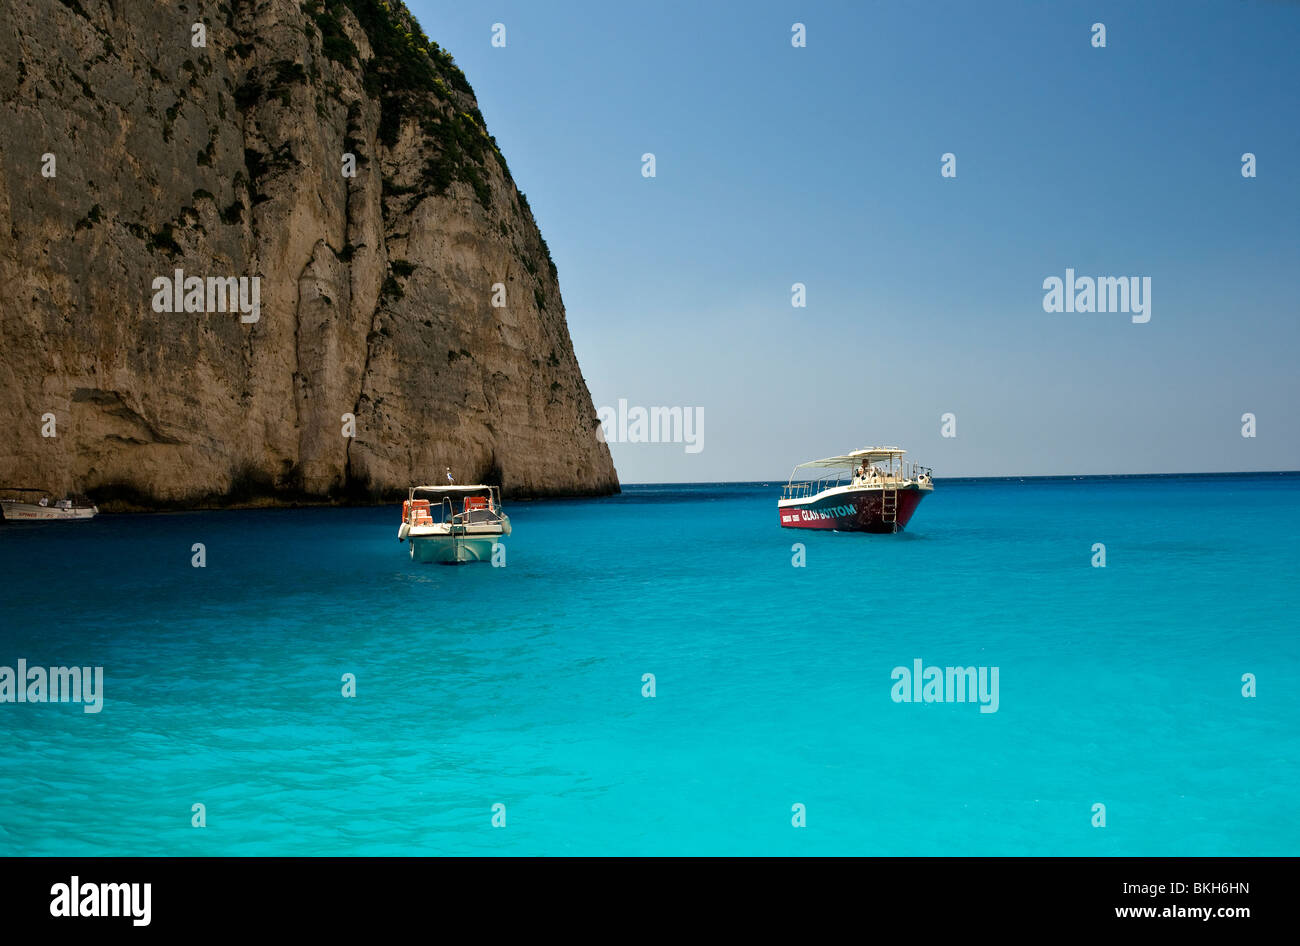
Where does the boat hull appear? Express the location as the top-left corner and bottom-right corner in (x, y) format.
(778, 486), (928, 533)
(409, 533), (502, 564)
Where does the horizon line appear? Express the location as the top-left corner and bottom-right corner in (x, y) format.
(616, 468), (1300, 486)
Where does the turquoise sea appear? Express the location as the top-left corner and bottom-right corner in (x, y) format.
(0, 474), (1296, 856)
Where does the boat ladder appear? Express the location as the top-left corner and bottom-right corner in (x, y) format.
(881, 488), (898, 532)
(443, 496), (465, 558)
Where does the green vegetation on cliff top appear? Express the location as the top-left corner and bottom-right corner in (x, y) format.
(300, 0), (514, 215)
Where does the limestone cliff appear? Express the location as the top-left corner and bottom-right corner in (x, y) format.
(0, 0), (619, 507)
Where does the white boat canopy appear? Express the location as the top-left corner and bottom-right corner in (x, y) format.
(411, 484), (494, 492)
(792, 447), (906, 472)
(785, 447), (912, 484)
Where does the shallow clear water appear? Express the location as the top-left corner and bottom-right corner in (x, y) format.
(0, 474), (1296, 855)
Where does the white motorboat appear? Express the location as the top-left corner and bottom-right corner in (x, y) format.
(397, 484), (510, 564)
(0, 488), (99, 521)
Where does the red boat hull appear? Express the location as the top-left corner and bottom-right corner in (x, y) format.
(778, 486), (928, 533)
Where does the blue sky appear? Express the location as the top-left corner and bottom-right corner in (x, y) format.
(407, 0), (1299, 481)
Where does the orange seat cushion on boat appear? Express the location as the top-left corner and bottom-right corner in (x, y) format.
(465, 496), (487, 511)
(403, 499), (434, 525)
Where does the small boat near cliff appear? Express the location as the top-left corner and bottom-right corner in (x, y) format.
(397, 484), (510, 564)
(0, 488), (99, 522)
(778, 447), (933, 533)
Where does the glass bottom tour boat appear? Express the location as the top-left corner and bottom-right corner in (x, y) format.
(397, 484), (511, 564)
(778, 447), (933, 534)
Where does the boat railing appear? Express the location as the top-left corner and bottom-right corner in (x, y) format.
(783, 462), (934, 498)
(408, 488), (506, 522)
(905, 461), (934, 484)
(410, 493), (506, 528)
(781, 475), (845, 500)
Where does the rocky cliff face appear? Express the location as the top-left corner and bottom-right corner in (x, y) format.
(0, 0), (618, 507)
